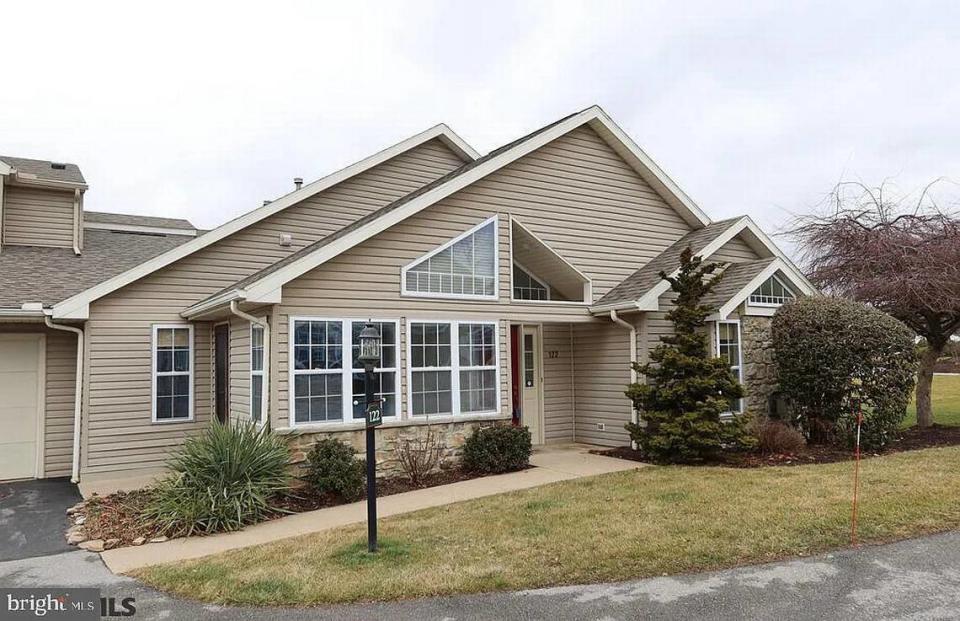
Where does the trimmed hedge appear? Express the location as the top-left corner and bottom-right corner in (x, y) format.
(304, 438), (365, 501)
(462, 425), (532, 474)
(772, 296), (918, 450)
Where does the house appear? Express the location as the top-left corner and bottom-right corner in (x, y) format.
(0, 106), (813, 485)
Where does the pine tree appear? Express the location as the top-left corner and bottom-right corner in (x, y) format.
(625, 247), (749, 462)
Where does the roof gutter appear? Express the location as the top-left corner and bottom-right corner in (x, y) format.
(180, 289), (246, 319)
(44, 314), (84, 483)
(229, 301), (269, 428)
(609, 309), (639, 449)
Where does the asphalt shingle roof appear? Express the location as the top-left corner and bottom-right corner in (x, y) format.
(595, 217), (744, 306)
(701, 258), (776, 310)
(0, 155), (85, 185)
(84, 211), (196, 231)
(0, 229), (195, 308)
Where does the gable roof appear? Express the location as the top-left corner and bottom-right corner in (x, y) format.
(594, 217), (743, 308)
(708, 258), (796, 320)
(700, 258), (776, 310)
(51, 124), (477, 319)
(0, 155), (86, 186)
(0, 229), (195, 309)
(182, 106), (718, 315)
(591, 215), (816, 314)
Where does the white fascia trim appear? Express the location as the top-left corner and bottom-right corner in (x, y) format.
(399, 215), (499, 301)
(181, 289), (246, 319)
(711, 260), (787, 321)
(83, 222), (199, 237)
(738, 216), (816, 295)
(243, 106), (700, 299)
(511, 216), (592, 284)
(0, 160), (11, 175)
(630, 217), (752, 312)
(50, 124), (477, 320)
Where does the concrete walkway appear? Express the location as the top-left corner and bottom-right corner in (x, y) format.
(101, 443), (640, 574)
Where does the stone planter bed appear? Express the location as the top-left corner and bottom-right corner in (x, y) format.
(65, 467), (493, 552)
(593, 424), (960, 468)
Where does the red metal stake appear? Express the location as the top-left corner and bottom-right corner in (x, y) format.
(851, 403), (863, 546)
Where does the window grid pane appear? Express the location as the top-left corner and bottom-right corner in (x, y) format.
(717, 322), (742, 412)
(749, 276), (795, 305)
(405, 221), (496, 297)
(155, 327), (191, 420)
(512, 264), (549, 300)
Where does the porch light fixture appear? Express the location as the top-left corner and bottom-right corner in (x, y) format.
(358, 322), (382, 553)
(358, 323), (382, 370)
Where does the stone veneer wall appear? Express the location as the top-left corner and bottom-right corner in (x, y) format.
(741, 316), (778, 416)
(285, 419), (507, 479)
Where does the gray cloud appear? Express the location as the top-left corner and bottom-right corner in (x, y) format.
(3, 0), (958, 258)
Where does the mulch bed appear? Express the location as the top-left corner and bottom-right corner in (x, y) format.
(593, 424), (960, 468)
(272, 468), (481, 513)
(76, 468), (486, 547)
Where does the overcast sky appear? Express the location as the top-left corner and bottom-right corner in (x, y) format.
(3, 1), (958, 255)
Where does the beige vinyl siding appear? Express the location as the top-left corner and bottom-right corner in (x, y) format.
(572, 320), (632, 446)
(81, 139), (465, 477)
(542, 323), (574, 443)
(711, 235), (761, 263)
(3, 186), (76, 248)
(44, 330), (78, 477)
(272, 126), (695, 427)
(228, 316), (251, 422)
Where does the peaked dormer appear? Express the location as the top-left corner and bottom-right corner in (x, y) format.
(0, 156), (87, 254)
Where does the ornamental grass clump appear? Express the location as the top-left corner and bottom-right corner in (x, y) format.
(145, 421), (291, 537)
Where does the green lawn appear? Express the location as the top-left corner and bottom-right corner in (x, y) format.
(137, 446), (960, 606)
(903, 374), (960, 427)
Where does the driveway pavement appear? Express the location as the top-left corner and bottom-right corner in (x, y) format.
(2, 531), (960, 619)
(0, 478), (81, 561)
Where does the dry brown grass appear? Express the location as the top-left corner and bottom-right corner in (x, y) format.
(137, 446), (960, 605)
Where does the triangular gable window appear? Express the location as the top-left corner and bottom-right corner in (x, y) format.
(403, 216), (498, 299)
(748, 274), (795, 306)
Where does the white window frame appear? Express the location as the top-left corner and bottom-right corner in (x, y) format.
(715, 319), (743, 414)
(250, 322), (266, 426)
(288, 317), (401, 429)
(406, 319), (501, 419)
(151, 323), (195, 423)
(748, 274), (796, 308)
(511, 261), (551, 301)
(400, 215), (499, 301)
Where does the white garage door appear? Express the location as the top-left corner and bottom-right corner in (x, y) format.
(0, 335), (42, 480)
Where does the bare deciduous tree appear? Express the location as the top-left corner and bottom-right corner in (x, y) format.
(789, 180), (960, 428)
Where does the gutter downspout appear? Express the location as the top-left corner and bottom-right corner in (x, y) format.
(609, 309), (639, 450)
(229, 300), (270, 427)
(44, 315), (84, 483)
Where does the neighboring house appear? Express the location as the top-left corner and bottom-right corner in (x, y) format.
(0, 106), (814, 485)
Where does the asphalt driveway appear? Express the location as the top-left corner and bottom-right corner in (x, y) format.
(0, 478), (81, 561)
(2, 531), (960, 619)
